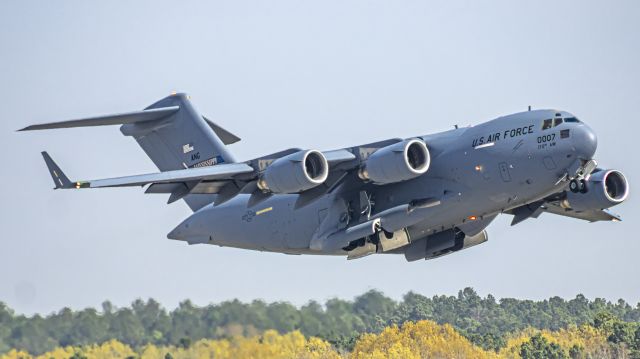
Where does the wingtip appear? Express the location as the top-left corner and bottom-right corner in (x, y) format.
(18, 124), (42, 131)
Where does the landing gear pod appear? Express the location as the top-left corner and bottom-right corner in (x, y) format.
(257, 150), (329, 194)
(359, 139), (430, 184)
(404, 228), (488, 262)
(563, 169), (629, 211)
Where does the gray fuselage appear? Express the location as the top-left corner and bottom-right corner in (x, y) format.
(169, 109), (597, 255)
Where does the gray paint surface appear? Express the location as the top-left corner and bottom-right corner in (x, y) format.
(0, 0), (638, 314)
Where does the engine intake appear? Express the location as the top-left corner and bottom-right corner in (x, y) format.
(257, 150), (329, 194)
(563, 169), (629, 211)
(359, 139), (430, 184)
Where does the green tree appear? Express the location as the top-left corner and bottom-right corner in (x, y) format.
(519, 333), (568, 359)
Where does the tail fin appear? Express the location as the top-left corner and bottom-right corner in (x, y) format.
(24, 93), (240, 211)
(121, 93), (238, 171)
(123, 93), (238, 211)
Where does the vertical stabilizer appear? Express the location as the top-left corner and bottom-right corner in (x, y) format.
(120, 93), (238, 211)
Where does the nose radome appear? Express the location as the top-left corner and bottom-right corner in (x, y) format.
(574, 124), (597, 159)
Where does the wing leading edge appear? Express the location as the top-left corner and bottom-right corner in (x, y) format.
(41, 152), (255, 190)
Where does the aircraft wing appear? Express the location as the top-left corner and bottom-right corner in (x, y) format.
(540, 203), (621, 222)
(80, 163), (255, 188)
(507, 196), (622, 224)
(40, 149), (355, 204)
(42, 151), (254, 189)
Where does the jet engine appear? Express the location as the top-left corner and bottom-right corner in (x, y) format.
(257, 150), (329, 194)
(359, 139), (430, 184)
(563, 169), (629, 211)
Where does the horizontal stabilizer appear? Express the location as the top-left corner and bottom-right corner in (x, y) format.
(19, 106), (180, 131)
(41, 152), (73, 189)
(203, 116), (241, 145)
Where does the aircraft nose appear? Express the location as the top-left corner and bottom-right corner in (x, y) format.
(573, 124), (597, 159)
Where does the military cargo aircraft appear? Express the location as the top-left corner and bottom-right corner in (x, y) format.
(20, 93), (629, 261)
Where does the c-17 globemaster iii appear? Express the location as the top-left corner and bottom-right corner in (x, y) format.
(21, 93), (629, 261)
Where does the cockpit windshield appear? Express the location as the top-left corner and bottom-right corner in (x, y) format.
(542, 116), (580, 130)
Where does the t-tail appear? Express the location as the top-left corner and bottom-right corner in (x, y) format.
(20, 93), (241, 211)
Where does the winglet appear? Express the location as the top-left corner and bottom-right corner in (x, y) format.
(41, 152), (73, 189)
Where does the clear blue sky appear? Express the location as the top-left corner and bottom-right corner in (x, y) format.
(1, 0), (638, 315)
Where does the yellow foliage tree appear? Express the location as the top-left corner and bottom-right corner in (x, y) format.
(0, 349), (33, 359)
(0, 321), (625, 359)
(1, 331), (342, 359)
(351, 320), (498, 359)
(498, 324), (613, 359)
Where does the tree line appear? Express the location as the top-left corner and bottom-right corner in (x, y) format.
(1, 288), (639, 355)
(2, 320), (638, 359)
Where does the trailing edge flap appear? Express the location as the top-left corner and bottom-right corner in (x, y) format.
(509, 201), (545, 226)
(202, 116), (241, 145)
(19, 106), (180, 131)
(214, 182), (246, 205)
(167, 182), (199, 204)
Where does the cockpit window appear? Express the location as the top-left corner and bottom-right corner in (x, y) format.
(554, 118), (563, 127)
(564, 117), (581, 123)
(542, 119), (553, 130)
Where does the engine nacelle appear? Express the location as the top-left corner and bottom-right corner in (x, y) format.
(563, 170), (629, 211)
(257, 150), (329, 194)
(359, 139), (430, 185)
